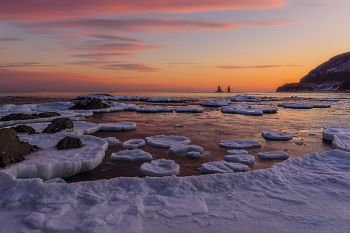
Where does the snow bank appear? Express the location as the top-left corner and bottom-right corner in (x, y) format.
(219, 140), (262, 149)
(0, 134), (108, 180)
(139, 159), (180, 177)
(262, 130), (293, 141)
(145, 135), (191, 148)
(110, 149), (153, 161)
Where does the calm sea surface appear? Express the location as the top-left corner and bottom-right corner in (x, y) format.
(3, 91), (350, 182)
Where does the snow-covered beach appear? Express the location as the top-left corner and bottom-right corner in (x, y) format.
(1, 92), (350, 232)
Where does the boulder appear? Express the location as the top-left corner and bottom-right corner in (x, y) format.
(0, 113), (39, 121)
(56, 136), (83, 150)
(69, 99), (110, 110)
(0, 128), (36, 167)
(42, 118), (74, 134)
(38, 112), (61, 118)
(12, 125), (36, 134)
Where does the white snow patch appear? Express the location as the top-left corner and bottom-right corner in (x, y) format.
(139, 159), (180, 177)
(110, 149), (153, 161)
(145, 135), (191, 148)
(219, 140), (262, 149)
(262, 130), (293, 141)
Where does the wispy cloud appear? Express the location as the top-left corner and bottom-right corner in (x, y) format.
(197, 64), (301, 69)
(166, 62), (202, 65)
(71, 52), (136, 60)
(0, 0), (286, 20)
(116, 77), (148, 79)
(0, 37), (22, 42)
(102, 63), (161, 72)
(0, 62), (57, 67)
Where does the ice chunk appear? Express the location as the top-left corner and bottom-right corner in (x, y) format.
(224, 154), (255, 165)
(202, 99), (231, 107)
(262, 130), (293, 141)
(139, 159), (180, 177)
(257, 151), (289, 160)
(219, 140), (262, 149)
(175, 107), (204, 113)
(98, 122), (136, 131)
(198, 161), (249, 174)
(145, 135), (191, 148)
(103, 137), (120, 145)
(122, 139), (146, 149)
(332, 134), (350, 152)
(322, 126), (350, 141)
(280, 103), (314, 109)
(168, 144), (204, 156)
(146, 98), (179, 102)
(110, 149), (153, 161)
(186, 151), (203, 158)
(1, 134), (108, 180)
(250, 105), (278, 113)
(311, 103), (331, 108)
(226, 149), (248, 155)
(238, 109), (263, 116)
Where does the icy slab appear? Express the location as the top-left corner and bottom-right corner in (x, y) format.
(226, 149), (249, 155)
(311, 98), (339, 102)
(145, 135), (191, 148)
(146, 98), (179, 102)
(311, 103), (331, 108)
(279, 103), (314, 109)
(322, 126), (350, 141)
(219, 140), (262, 149)
(332, 134), (350, 152)
(98, 122), (136, 131)
(202, 99), (231, 107)
(238, 109), (263, 116)
(122, 139), (146, 149)
(136, 106), (173, 113)
(110, 149), (153, 161)
(103, 137), (120, 145)
(224, 154), (255, 165)
(262, 130), (293, 141)
(250, 105), (278, 113)
(1, 134), (108, 180)
(257, 151), (289, 160)
(198, 161), (249, 174)
(175, 106), (204, 113)
(168, 144), (204, 157)
(139, 159), (180, 177)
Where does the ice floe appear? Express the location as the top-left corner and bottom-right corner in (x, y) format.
(226, 149), (249, 155)
(110, 149), (153, 161)
(139, 159), (180, 177)
(145, 135), (191, 148)
(146, 98), (179, 102)
(175, 106), (204, 113)
(332, 134), (350, 152)
(322, 126), (350, 141)
(1, 134), (108, 180)
(257, 151), (289, 160)
(219, 140), (262, 149)
(224, 154), (255, 165)
(198, 161), (249, 174)
(202, 99), (231, 107)
(103, 137), (120, 145)
(222, 103), (277, 115)
(262, 130), (293, 141)
(99, 122), (137, 131)
(168, 144), (204, 157)
(279, 103), (314, 109)
(122, 139), (146, 149)
(136, 106), (173, 113)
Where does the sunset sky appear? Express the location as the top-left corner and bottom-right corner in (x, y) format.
(0, 0), (349, 93)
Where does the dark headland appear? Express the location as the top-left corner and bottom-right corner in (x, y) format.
(276, 52), (350, 92)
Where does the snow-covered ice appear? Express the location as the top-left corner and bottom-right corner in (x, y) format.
(175, 106), (204, 113)
(110, 149), (153, 161)
(98, 122), (136, 131)
(146, 98), (179, 102)
(219, 140), (262, 149)
(224, 154), (255, 165)
(198, 161), (249, 174)
(238, 109), (263, 116)
(262, 130), (293, 141)
(103, 137), (120, 145)
(122, 139), (146, 149)
(0, 134), (108, 180)
(257, 151), (289, 160)
(202, 99), (231, 107)
(145, 135), (191, 148)
(226, 149), (248, 155)
(168, 144), (204, 156)
(139, 159), (180, 177)
(279, 103), (314, 109)
(322, 126), (350, 141)
(332, 134), (350, 152)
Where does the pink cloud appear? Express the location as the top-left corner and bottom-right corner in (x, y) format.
(0, 69), (160, 92)
(0, 0), (286, 20)
(0, 62), (58, 67)
(196, 64), (301, 69)
(101, 63), (161, 72)
(71, 52), (136, 60)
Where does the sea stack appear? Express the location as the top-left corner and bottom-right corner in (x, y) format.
(227, 86), (231, 93)
(215, 86), (223, 93)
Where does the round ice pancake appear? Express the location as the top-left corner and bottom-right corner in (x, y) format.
(110, 149), (153, 161)
(224, 154), (255, 165)
(226, 149), (249, 155)
(122, 139), (146, 149)
(257, 151), (289, 160)
(145, 135), (191, 148)
(219, 140), (262, 149)
(262, 130), (293, 141)
(168, 144), (204, 156)
(139, 159), (180, 177)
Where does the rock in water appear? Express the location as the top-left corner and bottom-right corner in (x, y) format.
(42, 118), (74, 133)
(215, 86), (223, 93)
(12, 125), (36, 134)
(0, 113), (39, 121)
(277, 52), (350, 92)
(38, 112), (61, 118)
(0, 128), (33, 167)
(56, 136), (83, 150)
(69, 99), (110, 110)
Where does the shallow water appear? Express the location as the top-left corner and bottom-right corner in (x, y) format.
(55, 92), (350, 182)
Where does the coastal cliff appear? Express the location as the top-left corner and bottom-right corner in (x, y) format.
(277, 52), (350, 92)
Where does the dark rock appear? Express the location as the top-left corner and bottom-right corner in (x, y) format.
(0, 128), (35, 167)
(69, 99), (110, 110)
(56, 136), (83, 150)
(215, 86), (223, 93)
(277, 52), (350, 92)
(0, 113), (39, 121)
(12, 125), (36, 134)
(42, 118), (74, 134)
(38, 112), (61, 118)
